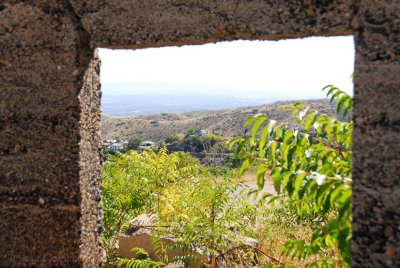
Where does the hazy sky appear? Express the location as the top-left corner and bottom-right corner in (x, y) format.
(99, 36), (354, 99)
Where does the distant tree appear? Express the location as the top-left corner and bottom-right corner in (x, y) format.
(126, 138), (142, 151)
(188, 135), (204, 153)
(201, 134), (221, 152)
(165, 135), (180, 144)
(185, 129), (197, 137)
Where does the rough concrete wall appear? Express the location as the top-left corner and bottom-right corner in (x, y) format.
(78, 50), (104, 265)
(0, 1), (102, 267)
(352, 1), (400, 267)
(69, 0), (353, 48)
(119, 234), (206, 268)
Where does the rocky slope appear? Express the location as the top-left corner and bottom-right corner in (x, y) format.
(101, 99), (340, 142)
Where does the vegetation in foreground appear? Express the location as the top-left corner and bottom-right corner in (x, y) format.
(102, 86), (352, 267)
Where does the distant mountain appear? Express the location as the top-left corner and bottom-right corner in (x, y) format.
(101, 99), (340, 142)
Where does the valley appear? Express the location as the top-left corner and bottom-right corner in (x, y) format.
(101, 98), (340, 142)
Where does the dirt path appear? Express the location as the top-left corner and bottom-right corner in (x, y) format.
(235, 172), (277, 203)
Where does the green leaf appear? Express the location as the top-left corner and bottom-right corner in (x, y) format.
(235, 139), (247, 155)
(283, 129), (294, 144)
(330, 184), (345, 205)
(344, 104), (352, 117)
(339, 187), (352, 204)
(283, 145), (295, 169)
(294, 102), (304, 109)
(252, 115), (267, 138)
(282, 145), (290, 168)
(239, 159), (250, 175)
(298, 179), (315, 199)
(316, 180), (334, 210)
(275, 127), (285, 141)
(259, 125), (270, 157)
(286, 176), (295, 198)
(330, 91), (341, 103)
(256, 164), (267, 189)
(304, 112), (318, 132)
(272, 168), (282, 194)
(322, 84), (334, 93)
(292, 102), (304, 118)
(282, 171), (292, 189)
(337, 96), (346, 114)
(295, 172), (306, 192)
(324, 234), (337, 248)
(244, 116), (257, 126)
(338, 189), (352, 219)
(228, 136), (242, 150)
(270, 141), (278, 163)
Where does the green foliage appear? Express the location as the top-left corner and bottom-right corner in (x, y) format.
(165, 135), (180, 144)
(126, 138), (143, 151)
(323, 85), (353, 117)
(102, 149), (199, 265)
(188, 135), (204, 152)
(224, 152), (242, 169)
(232, 86), (353, 267)
(202, 165), (237, 177)
(102, 85), (353, 267)
(185, 128), (198, 137)
(168, 131), (228, 155)
(116, 248), (165, 268)
(103, 145), (260, 267)
(158, 175), (258, 265)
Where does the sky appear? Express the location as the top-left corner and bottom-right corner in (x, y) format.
(98, 36), (354, 99)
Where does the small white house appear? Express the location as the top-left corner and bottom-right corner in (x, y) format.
(138, 141), (155, 150)
(110, 143), (124, 152)
(196, 129), (207, 137)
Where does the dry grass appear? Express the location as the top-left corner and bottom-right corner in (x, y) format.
(254, 208), (344, 267)
(101, 99), (338, 142)
(240, 169), (272, 183)
(237, 172), (344, 267)
(256, 214), (313, 266)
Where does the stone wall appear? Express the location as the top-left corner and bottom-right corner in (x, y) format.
(352, 1), (400, 267)
(0, 1), (101, 266)
(0, 1), (399, 267)
(78, 51), (104, 265)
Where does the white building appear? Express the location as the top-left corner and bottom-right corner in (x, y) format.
(110, 143), (124, 152)
(138, 141), (155, 150)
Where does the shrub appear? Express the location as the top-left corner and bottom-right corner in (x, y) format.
(231, 85), (352, 267)
(102, 149), (199, 265)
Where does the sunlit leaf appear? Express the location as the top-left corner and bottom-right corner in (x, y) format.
(259, 125), (270, 156)
(239, 159), (250, 175)
(256, 164), (267, 190)
(295, 172), (306, 192)
(272, 168), (282, 194)
(251, 115), (267, 138)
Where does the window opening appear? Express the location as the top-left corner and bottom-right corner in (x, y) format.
(99, 36), (354, 267)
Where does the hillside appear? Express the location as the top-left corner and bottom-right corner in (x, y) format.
(101, 99), (340, 142)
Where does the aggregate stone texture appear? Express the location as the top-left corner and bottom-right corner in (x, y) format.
(0, 1), (102, 267)
(0, 0), (399, 267)
(69, 0), (353, 48)
(352, 1), (400, 267)
(78, 51), (105, 265)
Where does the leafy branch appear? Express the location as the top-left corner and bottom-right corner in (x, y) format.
(231, 86), (353, 267)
